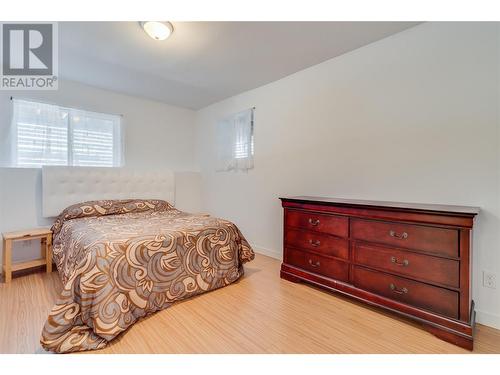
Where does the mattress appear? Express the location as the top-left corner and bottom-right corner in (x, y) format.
(40, 199), (254, 353)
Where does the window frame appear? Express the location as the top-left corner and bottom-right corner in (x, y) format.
(10, 98), (123, 168)
(216, 107), (255, 172)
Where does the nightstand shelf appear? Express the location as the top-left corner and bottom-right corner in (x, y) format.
(11, 259), (47, 272)
(2, 228), (53, 283)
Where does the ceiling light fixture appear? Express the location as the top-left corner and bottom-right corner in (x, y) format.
(140, 21), (173, 41)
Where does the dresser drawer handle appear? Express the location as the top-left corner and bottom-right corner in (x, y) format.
(308, 259), (320, 268)
(391, 256), (409, 267)
(309, 239), (321, 247)
(308, 218), (320, 226)
(389, 283), (408, 294)
(389, 230), (408, 239)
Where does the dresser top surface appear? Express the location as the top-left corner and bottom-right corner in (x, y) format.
(280, 196), (480, 216)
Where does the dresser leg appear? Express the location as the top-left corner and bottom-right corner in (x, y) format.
(423, 324), (473, 351)
(280, 269), (302, 283)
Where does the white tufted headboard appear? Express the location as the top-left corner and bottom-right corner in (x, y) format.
(42, 166), (175, 217)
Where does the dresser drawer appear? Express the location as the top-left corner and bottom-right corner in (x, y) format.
(285, 248), (349, 282)
(353, 242), (459, 288)
(353, 266), (459, 319)
(351, 219), (458, 258)
(285, 229), (349, 259)
(286, 210), (348, 237)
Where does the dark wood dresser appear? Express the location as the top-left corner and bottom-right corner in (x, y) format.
(280, 196), (479, 350)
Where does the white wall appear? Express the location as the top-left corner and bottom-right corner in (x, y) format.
(0, 80), (200, 266)
(0, 80), (196, 170)
(194, 22), (500, 328)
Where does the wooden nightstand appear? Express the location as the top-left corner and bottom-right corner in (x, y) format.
(2, 228), (53, 283)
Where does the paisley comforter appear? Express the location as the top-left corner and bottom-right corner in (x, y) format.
(40, 199), (254, 353)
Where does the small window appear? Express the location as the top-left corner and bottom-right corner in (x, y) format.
(216, 108), (254, 172)
(11, 99), (123, 167)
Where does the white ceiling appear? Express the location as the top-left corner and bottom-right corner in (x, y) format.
(59, 22), (420, 109)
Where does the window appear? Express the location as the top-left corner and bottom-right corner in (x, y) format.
(216, 108), (254, 171)
(10, 99), (123, 167)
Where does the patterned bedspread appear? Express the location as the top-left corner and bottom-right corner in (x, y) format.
(40, 199), (254, 353)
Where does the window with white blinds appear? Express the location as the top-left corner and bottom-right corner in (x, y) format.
(11, 99), (123, 168)
(216, 108), (254, 172)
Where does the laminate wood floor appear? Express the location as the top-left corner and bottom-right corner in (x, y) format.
(1, 254), (499, 354)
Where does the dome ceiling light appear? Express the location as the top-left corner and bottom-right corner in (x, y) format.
(140, 21), (174, 41)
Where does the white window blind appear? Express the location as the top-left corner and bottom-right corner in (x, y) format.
(216, 108), (254, 172)
(10, 99), (123, 168)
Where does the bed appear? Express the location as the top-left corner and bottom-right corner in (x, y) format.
(39, 168), (254, 353)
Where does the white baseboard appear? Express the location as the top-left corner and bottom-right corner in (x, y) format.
(250, 243), (282, 260)
(476, 309), (500, 330)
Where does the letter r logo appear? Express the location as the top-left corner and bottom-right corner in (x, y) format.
(2, 23), (53, 75)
